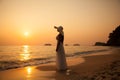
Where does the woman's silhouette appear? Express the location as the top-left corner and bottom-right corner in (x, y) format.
(54, 26), (67, 71)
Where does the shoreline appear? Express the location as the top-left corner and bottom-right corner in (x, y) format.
(0, 48), (110, 71)
(0, 48), (120, 80)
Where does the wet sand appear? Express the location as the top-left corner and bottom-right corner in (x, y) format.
(0, 48), (120, 80)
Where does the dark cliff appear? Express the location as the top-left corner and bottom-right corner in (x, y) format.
(107, 25), (120, 46)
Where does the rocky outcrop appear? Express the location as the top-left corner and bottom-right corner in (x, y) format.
(107, 25), (120, 46)
(73, 44), (80, 46)
(44, 43), (52, 46)
(95, 42), (106, 46)
(65, 44), (69, 46)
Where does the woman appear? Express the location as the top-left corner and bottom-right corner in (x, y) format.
(54, 26), (67, 71)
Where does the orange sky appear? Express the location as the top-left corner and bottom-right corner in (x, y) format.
(0, 0), (120, 45)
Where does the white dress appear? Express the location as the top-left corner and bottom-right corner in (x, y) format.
(56, 33), (67, 70)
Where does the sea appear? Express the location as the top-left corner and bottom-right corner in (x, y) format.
(0, 45), (112, 71)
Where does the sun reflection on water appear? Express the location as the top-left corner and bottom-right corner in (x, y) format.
(20, 45), (31, 61)
(26, 66), (33, 78)
(27, 67), (32, 74)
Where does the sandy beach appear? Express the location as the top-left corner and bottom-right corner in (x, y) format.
(0, 48), (120, 80)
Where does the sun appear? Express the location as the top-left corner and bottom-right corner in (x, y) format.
(24, 32), (29, 36)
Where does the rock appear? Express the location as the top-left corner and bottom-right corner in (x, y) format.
(95, 42), (106, 46)
(44, 43), (52, 46)
(73, 44), (80, 46)
(65, 44), (69, 46)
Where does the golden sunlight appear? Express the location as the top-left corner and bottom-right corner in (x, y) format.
(26, 66), (33, 78)
(24, 32), (29, 36)
(20, 45), (31, 61)
(27, 67), (32, 74)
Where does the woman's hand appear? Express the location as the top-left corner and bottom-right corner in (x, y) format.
(54, 26), (57, 29)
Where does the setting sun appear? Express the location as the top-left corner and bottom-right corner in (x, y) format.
(24, 32), (29, 36)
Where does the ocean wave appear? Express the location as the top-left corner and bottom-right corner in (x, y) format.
(74, 49), (109, 56)
(0, 49), (110, 71)
(0, 57), (54, 71)
(66, 49), (109, 57)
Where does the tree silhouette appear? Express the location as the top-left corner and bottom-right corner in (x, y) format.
(107, 25), (120, 46)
